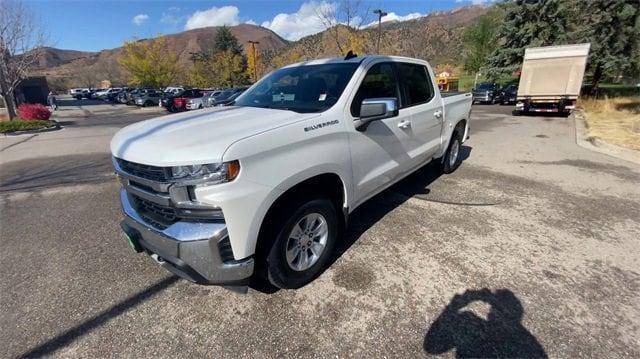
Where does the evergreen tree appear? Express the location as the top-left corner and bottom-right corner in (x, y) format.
(213, 26), (244, 55)
(566, 0), (640, 93)
(487, 0), (569, 77)
(462, 8), (503, 73)
(188, 26), (249, 87)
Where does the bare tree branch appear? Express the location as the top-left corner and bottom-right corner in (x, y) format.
(315, 0), (371, 56)
(0, 0), (48, 119)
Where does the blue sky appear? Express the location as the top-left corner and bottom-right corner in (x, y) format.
(27, 0), (487, 52)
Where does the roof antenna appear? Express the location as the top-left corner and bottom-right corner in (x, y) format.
(344, 50), (357, 60)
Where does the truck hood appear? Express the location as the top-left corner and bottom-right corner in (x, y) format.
(111, 106), (319, 166)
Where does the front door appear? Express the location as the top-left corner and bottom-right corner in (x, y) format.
(348, 62), (416, 205)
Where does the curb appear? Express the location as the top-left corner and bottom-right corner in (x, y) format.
(1, 120), (63, 137)
(573, 110), (640, 165)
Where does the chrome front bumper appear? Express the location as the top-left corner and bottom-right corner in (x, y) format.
(119, 189), (254, 286)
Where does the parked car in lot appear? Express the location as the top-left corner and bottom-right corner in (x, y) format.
(163, 87), (184, 96)
(111, 55), (472, 292)
(496, 84), (518, 105)
(73, 89), (90, 100)
(88, 88), (105, 99)
(163, 89), (204, 112)
(106, 89), (125, 102)
(69, 88), (88, 97)
(206, 88), (246, 107)
(96, 88), (122, 100)
(134, 90), (163, 107)
(116, 90), (129, 104)
(185, 97), (205, 110)
(472, 82), (499, 104)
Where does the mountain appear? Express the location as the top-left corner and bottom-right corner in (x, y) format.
(267, 5), (488, 69)
(36, 5), (487, 87)
(35, 47), (96, 69)
(36, 24), (288, 86)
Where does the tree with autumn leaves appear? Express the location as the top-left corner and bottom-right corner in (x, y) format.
(189, 26), (250, 88)
(118, 37), (180, 88)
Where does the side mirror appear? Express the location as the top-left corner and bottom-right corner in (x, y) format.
(356, 97), (398, 130)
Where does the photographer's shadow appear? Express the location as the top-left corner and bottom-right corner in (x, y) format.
(424, 288), (547, 358)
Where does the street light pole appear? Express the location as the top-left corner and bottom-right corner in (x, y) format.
(373, 9), (387, 54)
(247, 40), (260, 83)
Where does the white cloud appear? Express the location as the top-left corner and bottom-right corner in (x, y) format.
(132, 14), (149, 26)
(363, 11), (425, 28)
(245, 19), (257, 26)
(185, 6), (240, 30)
(261, 1), (335, 41)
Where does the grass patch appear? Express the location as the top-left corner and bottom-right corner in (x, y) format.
(0, 120), (55, 134)
(579, 96), (640, 151)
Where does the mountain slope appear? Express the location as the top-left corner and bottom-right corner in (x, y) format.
(35, 47), (96, 69)
(266, 5), (488, 68)
(36, 5), (487, 86)
(37, 24), (288, 85)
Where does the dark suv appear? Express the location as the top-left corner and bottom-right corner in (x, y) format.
(472, 83), (499, 104)
(495, 84), (518, 105)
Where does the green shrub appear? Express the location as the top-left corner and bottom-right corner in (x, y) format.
(0, 120), (54, 133)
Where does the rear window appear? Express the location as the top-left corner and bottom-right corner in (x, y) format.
(396, 63), (433, 107)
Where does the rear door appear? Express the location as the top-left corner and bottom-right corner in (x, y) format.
(395, 62), (443, 159)
(347, 62), (416, 204)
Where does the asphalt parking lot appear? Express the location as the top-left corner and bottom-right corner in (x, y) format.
(1, 101), (639, 358)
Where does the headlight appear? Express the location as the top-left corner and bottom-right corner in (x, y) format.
(170, 160), (240, 183)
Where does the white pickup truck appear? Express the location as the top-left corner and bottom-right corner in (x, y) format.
(111, 55), (472, 291)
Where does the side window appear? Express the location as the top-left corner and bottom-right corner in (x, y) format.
(350, 63), (398, 117)
(396, 63), (433, 107)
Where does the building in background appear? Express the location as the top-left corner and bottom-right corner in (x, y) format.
(14, 76), (50, 105)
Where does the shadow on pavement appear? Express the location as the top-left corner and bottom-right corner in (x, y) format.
(250, 145), (473, 293)
(18, 276), (180, 358)
(332, 145), (472, 262)
(0, 153), (114, 193)
(424, 288), (547, 358)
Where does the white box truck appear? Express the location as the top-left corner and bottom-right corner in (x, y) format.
(515, 43), (591, 115)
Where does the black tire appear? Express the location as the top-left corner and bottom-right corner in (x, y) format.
(265, 198), (338, 289)
(442, 131), (463, 174)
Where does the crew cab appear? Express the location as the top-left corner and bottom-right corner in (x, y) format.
(111, 55), (471, 292)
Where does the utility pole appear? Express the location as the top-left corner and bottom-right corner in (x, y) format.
(373, 9), (387, 54)
(247, 40), (260, 83)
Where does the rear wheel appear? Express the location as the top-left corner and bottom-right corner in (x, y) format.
(442, 131), (462, 174)
(265, 198), (338, 289)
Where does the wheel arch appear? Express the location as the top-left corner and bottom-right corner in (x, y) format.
(439, 117), (468, 162)
(254, 172), (348, 259)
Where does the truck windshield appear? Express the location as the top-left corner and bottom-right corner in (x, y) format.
(235, 63), (359, 113)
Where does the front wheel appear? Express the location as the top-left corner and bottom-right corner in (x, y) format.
(442, 131), (462, 174)
(266, 198), (338, 289)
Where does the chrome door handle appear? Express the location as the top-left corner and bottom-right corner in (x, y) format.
(398, 120), (411, 129)
(434, 110), (443, 118)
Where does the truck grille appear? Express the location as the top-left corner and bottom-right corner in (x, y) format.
(132, 195), (177, 230)
(117, 159), (169, 182)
